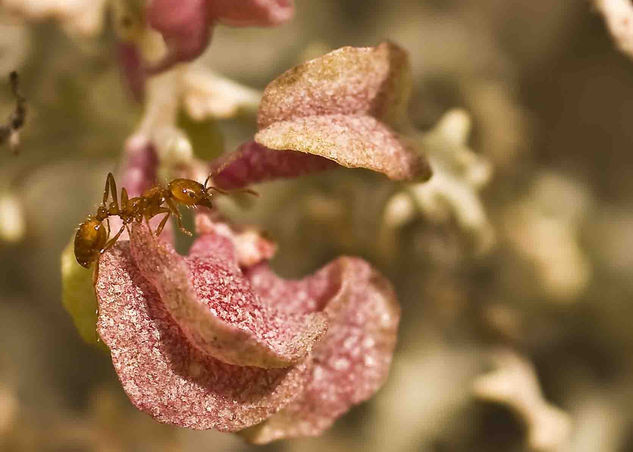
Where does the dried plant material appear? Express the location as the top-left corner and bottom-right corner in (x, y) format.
(128, 224), (328, 368)
(211, 140), (336, 189)
(0, 191), (24, 243)
(594, 0), (633, 59)
(383, 109), (494, 254)
(504, 173), (592, 301)
(257, 42), (411, 129)
(95, 242), (310, 432)
(257, 114), (424, 181)
(2, 0), (107, 36)
(214, 43), (431, 187)
(241, 258), (400, 443)
(473, 349), (572, 452)
(182, 68), (261, 120)
(0, 72), (26, 154)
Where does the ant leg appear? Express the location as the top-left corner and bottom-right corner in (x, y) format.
(92, 262), (100, 286)
(154, 208), (172, 236)
(101, 224), (126, 253)
(103, 173), (119, 211)
(166, 198), (192, 236)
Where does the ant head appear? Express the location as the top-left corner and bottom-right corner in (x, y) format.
(168, 178), (214, 209)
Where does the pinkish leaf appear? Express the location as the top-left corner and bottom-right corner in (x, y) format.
(195, 212), (277, 266)
(108, 135), (173, 244)
(241, 258), (401, 443)
(117, 42), (145, 102)
(209, 0), (294, 27)
(95, 243), (309, 431)
(256, 114), (430, 181)
(258, 42), (411, 129)
(217, 43), (429, 186)
(120, 134), (159, 197)
(211, 140), (336, 189)
(146, 0), (211, 73)
(128, 224), (328, 368)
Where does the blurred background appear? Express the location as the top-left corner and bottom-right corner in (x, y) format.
(1, 0), (633, 450)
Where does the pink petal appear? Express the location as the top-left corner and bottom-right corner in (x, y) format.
(128, 224), (328, 368)
(211, 140), (336, 189)
(146, 0), (212, 73)
(256, 114), (430, 181)
(117, 42), (145, 102)
(95, 243), (309, 431)
(108, 135), (173, 243)
(195, 212), (277, 266)
(258, 42), (411, 129)
(241, 258), (401, 442)
(120, 134), (159, 197)
(209, 0), (294, 27)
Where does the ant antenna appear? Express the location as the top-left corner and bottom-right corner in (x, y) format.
(203, 173), (259, 197)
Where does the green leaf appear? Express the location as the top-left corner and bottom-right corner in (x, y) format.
(61, 236), (104, 348)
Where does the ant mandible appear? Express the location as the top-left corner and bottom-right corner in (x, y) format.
(74, 172), (239, 268)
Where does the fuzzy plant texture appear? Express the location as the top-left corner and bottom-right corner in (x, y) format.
(56, 0), (435, 443)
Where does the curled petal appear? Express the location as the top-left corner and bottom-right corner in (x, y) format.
(95, 243), (309, 431)
(117, 42), (145, 102)
(242, 258), (401, 443)
(209, 0), (294, 27)
(211, 140), (336, 189)
(129, 224), (328, 368)
(195, 213), (277, 266)
(258, 42), (411, 129)
(256, 114), (430, 181)
(146, 0), (211, 73)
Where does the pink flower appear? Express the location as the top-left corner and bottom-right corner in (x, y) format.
(95, 217), (399, 441)
(147, 0), (294, 73)
(212, 42), (432, 188)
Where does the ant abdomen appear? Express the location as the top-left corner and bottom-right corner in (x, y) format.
(74, 218), (107, 268)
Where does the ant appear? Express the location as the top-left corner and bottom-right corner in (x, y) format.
(74, 172), (242, 269)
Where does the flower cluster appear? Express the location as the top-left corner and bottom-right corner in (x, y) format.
(95, 214), (399, 442)
(60, 37), (436, 441)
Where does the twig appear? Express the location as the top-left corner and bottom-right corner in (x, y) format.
(0, 71), (27, 154)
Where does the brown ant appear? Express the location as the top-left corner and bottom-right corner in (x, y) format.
(74, 172), (241, 268)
